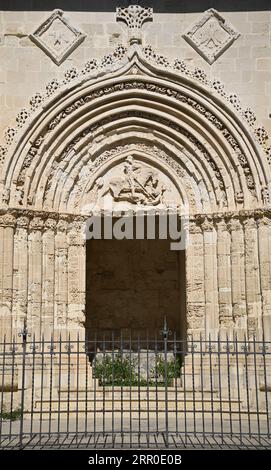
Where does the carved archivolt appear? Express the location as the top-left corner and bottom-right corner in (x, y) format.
(24, 79), (250, 195)
(1, 44), (270, 157)
(0, 44), (270, 216)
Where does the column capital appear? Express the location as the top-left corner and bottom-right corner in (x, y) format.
(44, 217), (57, 231)
(16, 216), (30, 229)
(29, 216), (44, 231)
(227, 218), (243, 232)
(242, 217), (257, 230)
(0, 213), (16, 228)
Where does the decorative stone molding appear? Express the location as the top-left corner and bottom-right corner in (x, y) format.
(29, 9), (86, 65)
(39, 87), (242, 197)
(116, 5), (153, 45)
(0, 207), (270, 230)
(1, 44), (270, 167)
(182, 9), (240, 64)
(142, 46), (271, 157)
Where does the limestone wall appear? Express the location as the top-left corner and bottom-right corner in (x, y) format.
(0, 6), (271, 342)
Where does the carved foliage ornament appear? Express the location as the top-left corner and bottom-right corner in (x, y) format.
(182, 9), (240, 64)
(29, 9), (86, 65)
(116, 5), (153, 44)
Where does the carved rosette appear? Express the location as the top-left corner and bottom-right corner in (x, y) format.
(116, 5), (153, 44)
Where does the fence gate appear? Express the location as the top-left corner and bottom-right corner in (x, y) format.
(0, 320), (271, 449)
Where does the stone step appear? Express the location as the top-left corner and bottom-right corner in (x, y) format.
(58, 388), (219, 399)
(33, 397), (244, 413)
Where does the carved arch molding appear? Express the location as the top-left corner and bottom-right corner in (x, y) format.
(0, 40), (271, 338)
(0, 43), (270, 214)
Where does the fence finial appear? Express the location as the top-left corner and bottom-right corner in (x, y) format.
(18, 317), (30, 343)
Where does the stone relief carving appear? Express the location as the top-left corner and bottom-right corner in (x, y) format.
(29, 9), (86, 65)
(95, 156), (166, 206)
(40, 107), (227, 204)
(67, 143), (195, 212)
(35, 79), (254, 195)
(182, 9), (240, 64)
(0, 208), (270, 232)
(116, 5), (153, 44)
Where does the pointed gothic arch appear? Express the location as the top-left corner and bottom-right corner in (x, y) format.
(0, 44), (271, 341)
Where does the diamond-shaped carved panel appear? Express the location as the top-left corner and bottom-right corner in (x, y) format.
(182, 9), (240, 64)
(29, 9), (86, 65)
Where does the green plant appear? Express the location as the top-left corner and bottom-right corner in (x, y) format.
(0, 406), (22, 421)
(94, 353), (141, 386)
(152, 354), (181, 385)
(94, 352), (182, 387)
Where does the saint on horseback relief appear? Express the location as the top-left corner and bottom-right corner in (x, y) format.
(88, 156), (180, 211)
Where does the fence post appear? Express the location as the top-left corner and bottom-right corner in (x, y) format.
(162, 317), (170, 448)
(18, 319), (30, 450)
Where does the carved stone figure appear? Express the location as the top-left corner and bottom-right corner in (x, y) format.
(101, 156), (166, 206)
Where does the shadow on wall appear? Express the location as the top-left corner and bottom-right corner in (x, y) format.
(0, 0), (270, 12)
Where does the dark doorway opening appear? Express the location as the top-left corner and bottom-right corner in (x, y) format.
(85, 222), (186, 342)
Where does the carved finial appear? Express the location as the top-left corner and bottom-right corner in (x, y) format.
(116, 4), (153, 45)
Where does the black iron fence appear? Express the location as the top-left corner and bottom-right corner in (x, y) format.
(0, 321), (271, 449)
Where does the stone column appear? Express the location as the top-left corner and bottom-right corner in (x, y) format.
(228, 218), (246, 337)
(257, 215), (271, 341)
(243, 217), (262, 339)
(216, 218), (233, 337)
(0, 213), (16, 340)
(28, 216), (44, 338)
(67, 219), (86, 340)
(42, 218), (57, 339)
(13, 215), (29, 334)
(186, 220), (205, 337)
(202, 217), (219, 339)
(54, 219), (68, 336)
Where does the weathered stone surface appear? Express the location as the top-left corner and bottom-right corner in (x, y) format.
(0, 5), (270, 344)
